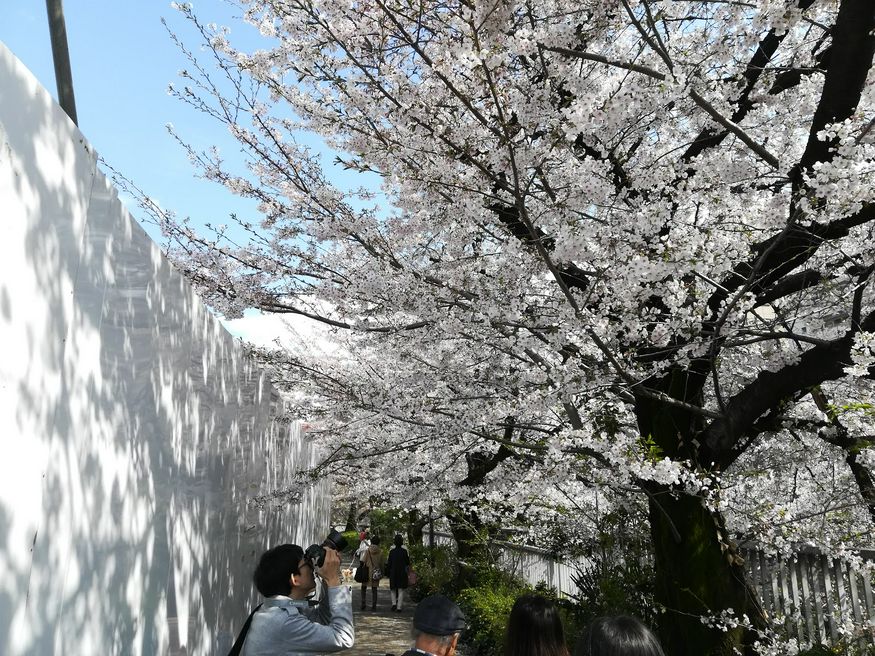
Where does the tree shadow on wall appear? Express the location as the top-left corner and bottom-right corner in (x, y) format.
(0, 45), (330, 656)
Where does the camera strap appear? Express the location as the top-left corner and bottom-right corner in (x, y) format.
(226, 603), (262, 656)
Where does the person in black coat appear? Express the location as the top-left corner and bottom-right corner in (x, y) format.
(386, 534), (411, 611)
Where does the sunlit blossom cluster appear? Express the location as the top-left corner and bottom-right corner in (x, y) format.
(143, 1), (875, 649)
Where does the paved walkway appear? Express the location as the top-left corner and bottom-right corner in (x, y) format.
(345, 585), (415, 656)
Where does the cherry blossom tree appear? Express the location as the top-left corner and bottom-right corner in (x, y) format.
(152, 0), (875, 653)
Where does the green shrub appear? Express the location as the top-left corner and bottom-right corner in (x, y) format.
(454, 571), (584, 656)
(566, 508), (657, 629)
(457, 568), (527, 656)
(367, 508), (409, 542)
(570, 553), (656, 627)
(407, 543), (458, 601)
(797, 647), (835, 656)
(339, 530), (360, 554)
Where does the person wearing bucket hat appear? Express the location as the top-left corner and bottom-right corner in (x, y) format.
(399, 594), (467, 656)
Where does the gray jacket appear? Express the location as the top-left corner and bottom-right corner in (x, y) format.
(240, 584), (354, 656)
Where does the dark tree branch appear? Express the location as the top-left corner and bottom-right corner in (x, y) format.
(459, 444), (516, 486)
(810, 387), (875, 524)
(703, 0), (875, 334)
(754, 269), (826, 306)
(489, 202), (589, 291)
(700, 310), (875, 469)
(851, 265), (874, 331)
(708, 204), (875, 327)
(259, 299), (430, 332)
(681, 0), (818, 163)
(768, 46), (831, 95)
(795, 0), (875, 175)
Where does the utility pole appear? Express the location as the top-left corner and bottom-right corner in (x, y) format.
(428, 504), (434, 566)
(45, 0), (78, 125)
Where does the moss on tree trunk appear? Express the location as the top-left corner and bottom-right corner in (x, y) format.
(649, 488), (765, 655)
(447, 507), (492, 583)
(407, 508), (427, 547)
(636, 369), (767, 655)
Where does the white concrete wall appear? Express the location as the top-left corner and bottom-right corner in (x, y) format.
(0, 43), (330, 655)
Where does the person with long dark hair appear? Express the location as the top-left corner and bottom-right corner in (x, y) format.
(574, 615), (664, 656)
(505, 594), (569, 656)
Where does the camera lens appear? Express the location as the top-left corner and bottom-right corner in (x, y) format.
(325, 529), (348, 552)
(305, 543), (326, 568)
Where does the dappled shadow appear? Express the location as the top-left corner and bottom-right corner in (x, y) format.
(0, 43), (330, 655)
(347, 587), (417, 656)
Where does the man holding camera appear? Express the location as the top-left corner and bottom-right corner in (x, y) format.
(237, 540), (354, 656)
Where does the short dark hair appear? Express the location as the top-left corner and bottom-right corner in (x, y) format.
(394, 534), (404, 547)
(575, 616), (664, 656)
(505, 594), (568, 656)
(252, 544), (304, 597)
(371, 535), (381, 545)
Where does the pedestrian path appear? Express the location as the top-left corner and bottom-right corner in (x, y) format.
(344, 586), (415, 656)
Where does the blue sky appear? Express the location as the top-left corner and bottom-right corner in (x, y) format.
(0, 1), (379, 342)
(0, 2), (261, 240)
(0, 2), (381, 237)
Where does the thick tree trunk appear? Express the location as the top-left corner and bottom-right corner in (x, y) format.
(649, 489), (765, 655)
(636, 369), (766, 654)
(446, 507), (491, 583)
(344, 502), (357, 531)
(408, 508), (427, 547)
(443, 444), (514, 583)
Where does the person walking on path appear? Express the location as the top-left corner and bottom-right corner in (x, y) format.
(399, 594), (466, 656)
(386, 534), (411, 612)
(355, 531), (370, 559)
(361, 535), (385, 611)
(352, 531), (369, 571)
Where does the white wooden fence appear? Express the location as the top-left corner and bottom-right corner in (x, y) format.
(742, 546), (875, 647)
(431, 531), (875, 646)
(431, 531), (587, 596)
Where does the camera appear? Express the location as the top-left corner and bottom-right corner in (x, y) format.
(304, 529), (348, 568)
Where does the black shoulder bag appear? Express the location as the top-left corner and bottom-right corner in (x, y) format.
(227, 604), (262, 656)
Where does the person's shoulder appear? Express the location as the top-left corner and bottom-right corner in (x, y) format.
(278, 603), (318, 626)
